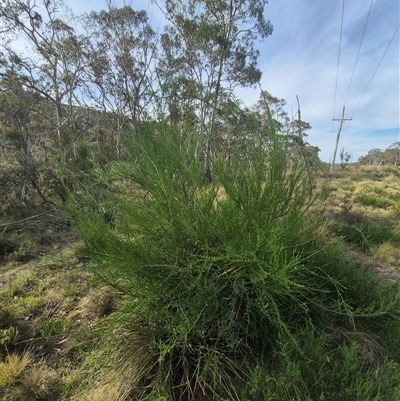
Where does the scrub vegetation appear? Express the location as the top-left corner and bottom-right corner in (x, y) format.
(2, 131), (400, 400)
(1, 0), (400, 400)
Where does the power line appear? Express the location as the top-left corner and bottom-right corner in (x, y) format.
(341, 0), (374, 137)
(332, 0), (346, 120)
(350, 22), (400, 120)
(344, 0), (374, 106)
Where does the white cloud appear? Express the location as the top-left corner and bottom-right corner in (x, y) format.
(237, 0), (400, 162)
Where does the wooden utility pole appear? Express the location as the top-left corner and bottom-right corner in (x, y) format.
(331, 106), (352, 169)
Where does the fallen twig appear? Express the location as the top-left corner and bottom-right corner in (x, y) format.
(0, 209), (58, 228)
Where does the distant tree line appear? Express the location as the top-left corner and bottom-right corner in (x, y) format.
(358, 142), (400, 166)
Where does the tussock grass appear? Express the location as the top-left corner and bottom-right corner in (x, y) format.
(0, 352), (31, 388)
(371, 242), (400, 268)
(368, 184), (386, 195)
(15, 363), (59, 401)
(79, 382), (124, 401)
(0, 242), (124, 401)
(355, 193), (394, 209)
(332, 218), (400, 250)
(337, 180), (356, 192)
(323, 165), (400, 223)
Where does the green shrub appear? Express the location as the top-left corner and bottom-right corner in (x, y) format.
(67, 121), (400, 400)
(394, 202), (400, 217)
(0, 233), (18, 260)
(332, 219), (400, 250)
(369, 185), (385, 195)
(247, 331), (400, 401)
(389, 193), (400, 202)
(355, 193), (394, 209)
(0, 306), (19, 355)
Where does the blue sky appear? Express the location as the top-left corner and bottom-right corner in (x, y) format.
(51, 1), (400, 162)
(241, 0), (400, 162)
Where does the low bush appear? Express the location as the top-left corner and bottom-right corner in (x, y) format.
(247, 330), (400, 400)
(332, 219), (400, 250)
(67, 121), (400, 400)
(342, 210), (367, 225)
(389, 193), (400, 202)
(0, 233), (18, 260)
(369, 184), (386, 195)
(355, 193), (394, 209)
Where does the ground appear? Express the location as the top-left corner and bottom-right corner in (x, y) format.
(1, 164), (400, 400)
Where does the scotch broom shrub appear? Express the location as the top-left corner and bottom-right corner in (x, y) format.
(67, 119), (400, 400)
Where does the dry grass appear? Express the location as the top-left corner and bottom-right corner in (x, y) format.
(322, 165), (400, 222)
(321, 164), (400, 282)
(69, 287), (114, 320)
(15, 363), (59, 401)
(0, 352), (31, 388)
(77, 377), (130, 401)
(0, 242), (124, 400)
(370, 242), (400, 269)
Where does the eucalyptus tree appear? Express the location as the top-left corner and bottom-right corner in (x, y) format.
(384, 142), (400, 166)
(251, 90), (315, 164)
(0, 62), (56, 213)
(0, 68), (37, 211)
(0, 0), (87, 151)
(159, 0), (274, 181)
(252, 90), (290, 133)
(84, 2), (158, 152)
(357, 148), (384, 166)
(357, 145), (400, 166)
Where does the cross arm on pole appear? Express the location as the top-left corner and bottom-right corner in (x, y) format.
(331, 106), (352, 169)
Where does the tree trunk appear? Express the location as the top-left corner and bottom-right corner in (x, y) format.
(204, 0), (234, 182)
(20, 181), (29, 211)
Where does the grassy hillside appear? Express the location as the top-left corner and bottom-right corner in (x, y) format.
(1, 164), (400, 400)
(321, 165), (400, 282)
